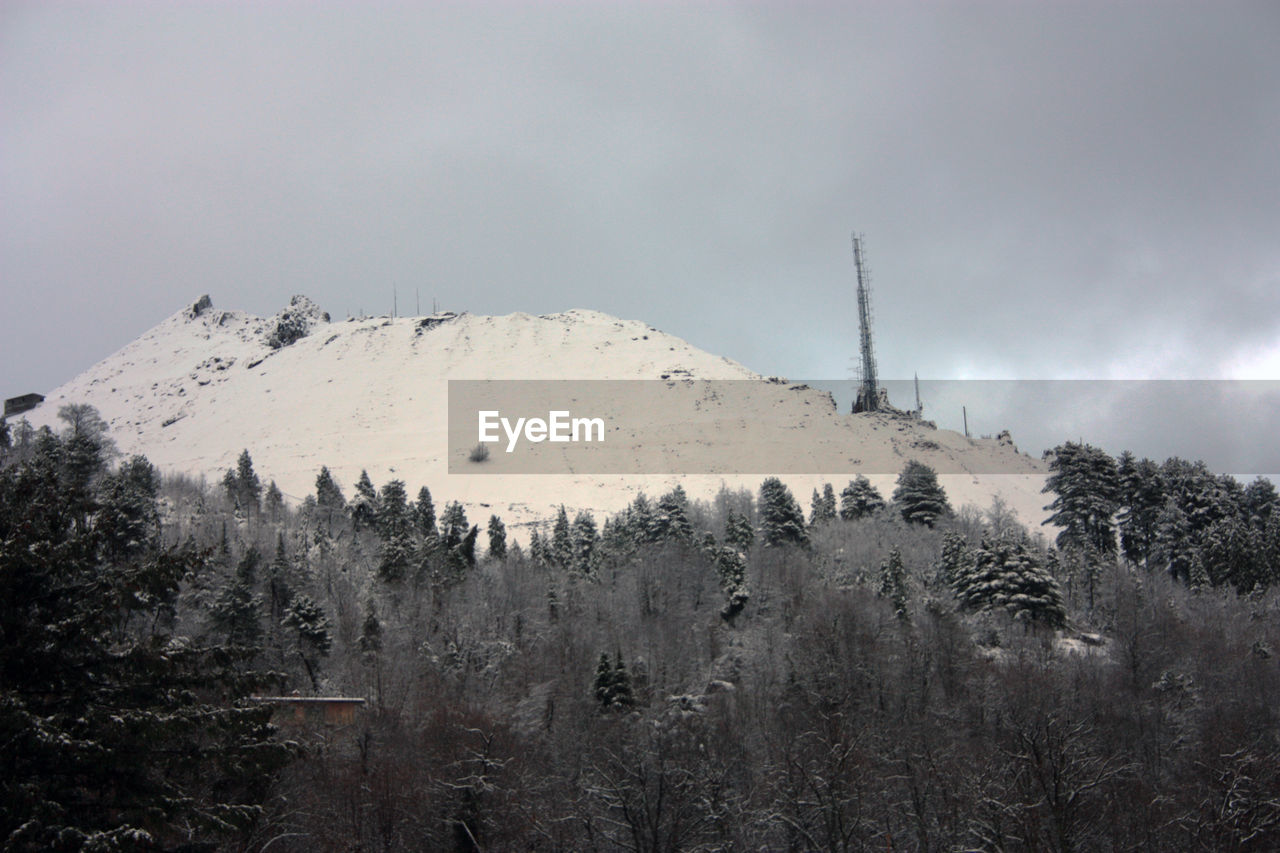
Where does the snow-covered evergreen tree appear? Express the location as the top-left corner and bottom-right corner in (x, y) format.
(1117, 452), (1164, 566)
(759, 477), (809, 548)
(487, 514), (507, 560)
(552, 505), (573, 568)
(264, 479), (284, 522)
(809, 485), (838, 527)
(351, 469), (379, 531)
(1243, 477), (1279, 529)
(840, 474), (886, 520)
(628, 493), (655, 545)
(314, 465), (346, 534)
(725, 510), (755, 553)
(282, 593), (332, 691)
(212, 547), (264, 649)
(953, 536), (1066, 629)
(935, 530), (970, 588)
(414, 485), (438, 540)
(653, 485), (695, 543)
(96, 455), (160, 560)
(1042, 442), (1119, 554)
(236, 449), (262, 514)
(0, 438), (294, 847)
(440, 500), (478, 573)
(892, 460), (951, 527)
(878, 547), (909, 620)
(571, 510), (599, 573)
(376, 479), (415, 583)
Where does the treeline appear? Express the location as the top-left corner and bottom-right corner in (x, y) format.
(2, 411), (1279, 850)
(1043, 441), (1280, 593)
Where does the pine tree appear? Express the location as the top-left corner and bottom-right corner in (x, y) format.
(57, 404), (115, 519)
(954, 536), (1066, 629)
(594, 653), (615, 708)
(552, 505), (573, 568)
(840, 475), (885, 520)
(488, 514), (507, 560)
(1117, 452), (1164, 566)
(415, 485), (438, 540)
(357, 599), (383, 704)
(440, 501), (478, 573)
(1202, 514), (1263, 592)
(571, 510), (599, 573)
(592, 652), (635, 710)
(282, 593), (332, 691)
(96, 455), (160, 561)
(0, 447), (292, 847)
(1243, 477), (1279, 529)
(759, 477), (809, 548)
(878, 547), (909, 620)
(1153, 498), (1196, 584)
(546, 582), (559, 622)
(1187, 549), (1210, 592)
(264, 534), (295, 640)
(376, 479), (414, 583)
(810, 485), (838, 526)
(222, 468), (240, 505)
(234, 449), (262, 515)
(893, 460), (951, 527)
(351, 469), (379, 531)
(652, 486), (694, 542)
(629, 494), (655, 544)
(611, 653), (635, 709)
(1264, 510), (1280, 590)
(1159, 457), (1239, 544)
(529, 528), (550, 568)
(821, 482), (838, 521)
(725, 510), (755, 553)
(315, 465), (346, 532)
(1042, 442), (1120, 554)
(264, 480), (284, 522)
(357, 599), (383, 656)
(935, 531), (970, 588)
(212, 547), (264, 649)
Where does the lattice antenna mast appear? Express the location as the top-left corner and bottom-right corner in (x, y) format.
(852, 233), (880, 413)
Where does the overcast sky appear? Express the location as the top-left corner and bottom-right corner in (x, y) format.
(3, 2), (1278, 468)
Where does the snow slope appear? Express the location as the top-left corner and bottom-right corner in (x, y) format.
(21, 296), (1050, 535)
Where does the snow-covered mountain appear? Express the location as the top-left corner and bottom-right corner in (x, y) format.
(20, 295), (1049, 534)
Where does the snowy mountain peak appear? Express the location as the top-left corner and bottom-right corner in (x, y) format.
(20, 295), (1047, 530)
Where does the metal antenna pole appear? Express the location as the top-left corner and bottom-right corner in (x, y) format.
(852, 233), (879, 413)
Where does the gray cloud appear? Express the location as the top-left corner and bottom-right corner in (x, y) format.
(3, 1), (1278, 467)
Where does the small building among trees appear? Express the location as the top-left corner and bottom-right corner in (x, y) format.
(250, 696), (366, 727)
(4, 392), (44, 418)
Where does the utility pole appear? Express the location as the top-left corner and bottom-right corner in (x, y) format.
(852, 233), (880, 413)
(393, 286), (397, 318)
(914, 372), (922, 416)
(963, 406), (970, 438)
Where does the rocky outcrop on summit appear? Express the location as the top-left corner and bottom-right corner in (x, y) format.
(267, 295), (330, 349)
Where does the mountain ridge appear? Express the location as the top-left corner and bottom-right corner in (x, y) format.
(20, 295), (1049, 533)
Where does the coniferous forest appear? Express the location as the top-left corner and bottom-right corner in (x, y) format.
(3, 408), (1280, 851)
